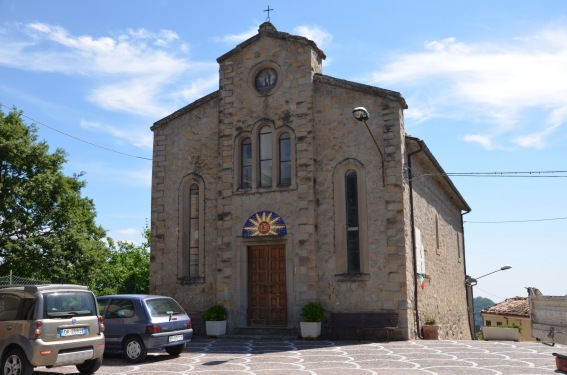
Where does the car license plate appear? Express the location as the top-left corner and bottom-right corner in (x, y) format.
(169, 334), (183, 342)
(60, 327), (87, 337)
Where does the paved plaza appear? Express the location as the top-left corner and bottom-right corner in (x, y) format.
(40, 338), (566, 375)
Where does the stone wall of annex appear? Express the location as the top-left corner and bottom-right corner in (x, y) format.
(406, 151), (471, 339)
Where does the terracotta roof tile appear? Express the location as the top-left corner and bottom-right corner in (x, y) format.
(480, 297), (529, 317)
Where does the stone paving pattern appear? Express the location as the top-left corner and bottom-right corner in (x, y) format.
(39, 339), (565, 375)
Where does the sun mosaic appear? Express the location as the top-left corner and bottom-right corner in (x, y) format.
(242, 211), (287, 237)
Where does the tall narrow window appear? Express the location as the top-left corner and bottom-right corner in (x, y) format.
(279, 132), (291, 186)
(345, 170), (360, 273)
(259, 127), (272, 187)
(189, 184), (199, 276)
(435, 215), (440, 254)
(241, 138), (252, 189)
(180, 176), (204, 284)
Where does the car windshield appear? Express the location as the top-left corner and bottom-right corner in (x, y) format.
(145, 298), (186, 317)
(43, 292), (97, 318)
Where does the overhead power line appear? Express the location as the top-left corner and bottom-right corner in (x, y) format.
(465, 216), (567, 224)
(1, 103), (152, 161)
(416, 171), (567, 179)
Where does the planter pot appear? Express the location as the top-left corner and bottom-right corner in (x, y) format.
(205, 320), (227, 337)
(482, 326), (520, 341)
(300, 322), (321, 339)
(422, 324), (440, 340)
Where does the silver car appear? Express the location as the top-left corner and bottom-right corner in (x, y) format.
(97, 294), (193, 363)
(0, 284), (105, 375)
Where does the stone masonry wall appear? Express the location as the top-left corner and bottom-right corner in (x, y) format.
(407, 154), (471, 339)
(150, 95), (220, 318)
(215, 32), (323, 328)
(312, 77), (412, 339)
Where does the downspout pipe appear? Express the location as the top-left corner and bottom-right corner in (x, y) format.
(407, 145), (423, 339)
(462, 210), (475, 339)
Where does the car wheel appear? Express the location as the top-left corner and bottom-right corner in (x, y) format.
(2, 348), (33, 375)
(76, 357), (102, 374)
(165, 343), (186, 356)
(124, 336), (147, 363)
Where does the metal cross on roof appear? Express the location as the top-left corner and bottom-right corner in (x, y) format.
(264, 5), (273, 21)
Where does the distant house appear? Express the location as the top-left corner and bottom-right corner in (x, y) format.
(480, 297), (534, 341)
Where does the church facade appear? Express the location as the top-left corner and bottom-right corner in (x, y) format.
(150, 22), (472, 340)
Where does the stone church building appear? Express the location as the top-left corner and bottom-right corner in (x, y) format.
(150, 22), (473, 340)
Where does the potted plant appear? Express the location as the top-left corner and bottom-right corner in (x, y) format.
(422, 317), (440, 340)
(203, 304), (228, 337)
(482, 323), (521, 341)
(300, 301), (325, 339)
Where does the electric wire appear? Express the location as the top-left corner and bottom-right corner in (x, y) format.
(1, 103), (152, 161)
(3, 104), (567, 224)
(465, 216), (567, 224)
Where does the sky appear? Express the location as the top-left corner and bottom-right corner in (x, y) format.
(1, 0), (566, 303)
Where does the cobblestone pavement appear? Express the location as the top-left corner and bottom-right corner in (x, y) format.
(38, 339), (565, 375)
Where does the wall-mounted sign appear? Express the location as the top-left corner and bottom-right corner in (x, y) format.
(242, 210), (287, 237)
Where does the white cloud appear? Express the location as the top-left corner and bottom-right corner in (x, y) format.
(370, 26), (567, 149)
(293, 25), (332, 49)
(80, 120), (153, 150)
(462, 134), (495, 150)
(78, 161), (152, 187)
(110, 227), (145, 245)
(217, 26), (258, 44)
(0, 22), (218, 119)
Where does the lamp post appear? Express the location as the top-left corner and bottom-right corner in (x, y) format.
(465, 265), (512, 286)
(352, 107), (386, 187)
(465, 265), (512, 339)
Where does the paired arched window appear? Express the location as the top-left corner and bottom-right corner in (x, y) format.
(279, 133), (291, 185)
(259, 127), (272, 187)
(179, 175), (205, 283)
(236, 125), (294, 190)
(241, 138), (252, 189)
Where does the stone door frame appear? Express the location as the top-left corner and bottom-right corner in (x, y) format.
(234, 235), (294, 328)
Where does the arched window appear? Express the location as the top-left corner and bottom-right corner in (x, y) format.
(189, 183), (200, 276)
(333, 160), (369, 277)
(345, 170), (360, 273)
(241, 138), (252, 189)
(234, 125), (295, 192)
(179, 175), (205, 284)
(279, 132), (291, 186)
(259, 126), (272, 187)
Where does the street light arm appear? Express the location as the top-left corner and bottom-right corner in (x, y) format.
(352, 107), (386, 187)
(473, 266), (512, 280)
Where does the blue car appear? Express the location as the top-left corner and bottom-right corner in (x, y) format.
(97, 294), (193, 363)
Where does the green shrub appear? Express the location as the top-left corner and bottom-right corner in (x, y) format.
(425, 316), (437, 325)
(301, 301), (325, 322)
(202, 304), (228, 321)
(483, 323), (522, 333)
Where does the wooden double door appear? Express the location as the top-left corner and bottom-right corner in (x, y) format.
(248, 245), (287, 326)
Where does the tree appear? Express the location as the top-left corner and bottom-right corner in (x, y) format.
(92, 224), (150, 296)
(0, 107), (109, 284)
(474, 296), (495, 328)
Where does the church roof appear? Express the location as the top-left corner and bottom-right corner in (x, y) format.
(151, 90), (219, 130)
(217, 22), (326, 63)
(406, 136), (471, 212)
(314, 74), (408, 109)
(480, 297), (529, 318)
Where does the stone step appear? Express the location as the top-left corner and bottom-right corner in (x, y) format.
(230, 326), (298, 340)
